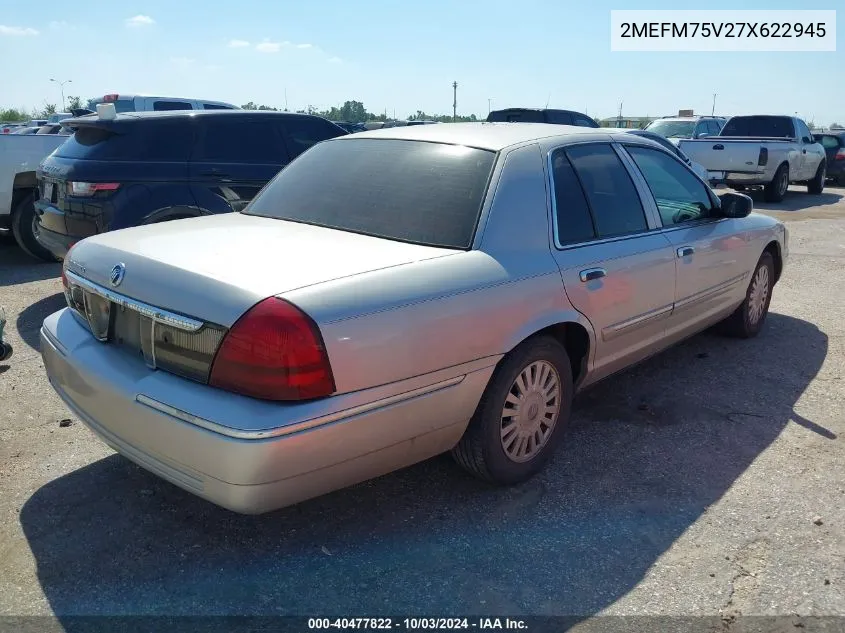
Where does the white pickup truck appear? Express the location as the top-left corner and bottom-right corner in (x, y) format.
(678, 115), (827, 203)
(0, 133), (68, 260)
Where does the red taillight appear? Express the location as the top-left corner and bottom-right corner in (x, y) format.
(68, 181), (121, 197)
(836, 149), (845, 161)
(209, 298), (335, 401)
(103, 94), (118, 102)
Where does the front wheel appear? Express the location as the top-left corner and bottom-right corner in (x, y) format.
(451, 336), (573, 484)
(807, 161), (826, 194)
(718, 252), (775, 339)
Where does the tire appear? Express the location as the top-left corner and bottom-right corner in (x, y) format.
(11, 191), (58, 262)
(451, 335), (574, 485)
(718, 252), (775, 339)
(763, 164), (789, 203)
(807, 161), (826, 195)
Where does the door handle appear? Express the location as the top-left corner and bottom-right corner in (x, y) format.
(579, 268), (606, 282)
(802, 149), (807, 154)
(677, 246), (695, 258)
(713, 144), (724, 150)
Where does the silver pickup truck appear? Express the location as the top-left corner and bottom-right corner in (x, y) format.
(678, 115), (827, 203)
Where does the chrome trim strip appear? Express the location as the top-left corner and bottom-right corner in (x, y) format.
(65, 271), (204, 332)
(135, 375), (467, 440)
(674, 272), (748, 311)
(602, 303), (674, 341)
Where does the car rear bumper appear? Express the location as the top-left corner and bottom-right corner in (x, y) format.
(724, 172), (768, 186)
(40, 308), (493, 514)
(826, 161), (845, 177)
(34, 225), (75, 259)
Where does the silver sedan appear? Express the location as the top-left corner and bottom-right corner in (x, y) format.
(41, 123), (788, 514)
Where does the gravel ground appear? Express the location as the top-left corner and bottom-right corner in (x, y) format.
(0, 185), (843, 628)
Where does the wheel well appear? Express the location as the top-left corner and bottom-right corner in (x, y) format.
(13, 171), (37, 190)
(764, 240), (783, 283)
(533, 322), (590, 386)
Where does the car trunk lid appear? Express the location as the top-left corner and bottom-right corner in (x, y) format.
(677, 138), (773, 174)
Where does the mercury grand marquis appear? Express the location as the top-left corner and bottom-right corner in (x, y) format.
(41, 122), (788, 514)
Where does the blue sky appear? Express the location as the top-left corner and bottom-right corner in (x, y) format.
(1, 0), (842, 125)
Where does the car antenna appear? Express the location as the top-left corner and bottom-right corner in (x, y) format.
(545, 94), (551, 109)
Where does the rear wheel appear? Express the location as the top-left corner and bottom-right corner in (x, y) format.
(764, 164), (789, 203)
(807, 161), (826, 194)
(718, 252), (774, 339)
(11, 191), (57, 262)
(451, 336), (573, 484)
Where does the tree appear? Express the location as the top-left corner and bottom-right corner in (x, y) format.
(0, 108), (28, 122)
(67, 96), (83, 111)
(41, 103), (57, 117)
(831, 122), (843, 129)
(337, 100), (367, 123)
(241, 101), (258, 110)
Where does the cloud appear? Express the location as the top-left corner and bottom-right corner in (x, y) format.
(0, 24), (39, 36)
(227, 39), (250, 48)
(170, 56), (195, 69)
(327, 56), (343, 64)
(125, 15), (154, 28)
(48, 20), (73, 30)
(255, 41), (281, 53)
(296, 43), (313, 49)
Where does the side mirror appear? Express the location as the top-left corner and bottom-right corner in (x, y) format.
(697, 132), (711, 139)
(718, 192), (753, 218)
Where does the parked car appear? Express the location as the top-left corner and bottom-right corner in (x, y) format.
(487, 108), (599, 128)
(623, 129), (711, 184)
(42, 123), (787, 514)
(10, 126), (40, 135)
(35, 123), (71, 135)
(814, 131), (845, 186)
(1, 123), (24, 134)
(330, 121), (366, 134)
(47, 113), (73, 123)
(86, 94), (238, 113)
(678, 115), (827, 202)
(0, 131), (75, 260)
(406, 120), (439, 126)
(645, 116), (726, 145)
(33, 109), (347, 260)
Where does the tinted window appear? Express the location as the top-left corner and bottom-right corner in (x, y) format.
(487, 110), (545, 123)
(153, 100), (193, 111)
(795, 119), (813, 142)
(551, 149), (595, 245)
(245, 139), (495, 249)
(627, 146), (713, 226)
(706, 120), (722, 136)
(565, 144), (648, 238)
(645, 120), (696, 139)
(56, 122), (195, 161)
(88, 98), (136, 113)
(194, 118), (285, 163)
(281, 117), (345, 158)
(721, 116), (794, 138)
(547, 111), (572, 125)
(202, 103), (234, 110)
(818, 135), (842, 150)
(573, 116), (598, 128)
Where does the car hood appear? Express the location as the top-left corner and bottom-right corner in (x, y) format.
(65, 213), (460, 327)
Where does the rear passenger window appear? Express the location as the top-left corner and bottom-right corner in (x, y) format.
(153, 101), (193, 111)
(281, 118), (345, 158)
(194, 119), (286, 163)
(547, 111), (572, 125)
(565, 144), (648, 238)
(551, 150), (595, 245)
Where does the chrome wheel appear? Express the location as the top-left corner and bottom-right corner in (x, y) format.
(500, 360), (561, 463)
(778, 170), (789, 196)
(748, 265), (770, 325)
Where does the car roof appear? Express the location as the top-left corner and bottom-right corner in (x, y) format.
(73, 110), (325, 124)
(339, 122), (616, 151)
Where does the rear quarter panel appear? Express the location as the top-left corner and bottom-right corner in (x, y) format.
(285, 143), (595, 394)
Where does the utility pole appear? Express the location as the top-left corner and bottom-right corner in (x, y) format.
(618, 100), (623, 128)
(453, 81), (458, 122)
(50, 78), (71, 112)
(284, 88), (289, 112)
(711, 93), (717, 116)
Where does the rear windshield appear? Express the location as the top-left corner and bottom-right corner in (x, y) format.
(817, 135), (843, 150)
(720, 116), (795, 138)
(56, 122), (194, 161)
(87, 98), (137, 113)
(487, 110), (544, 123)
(244, 138), (496, 249)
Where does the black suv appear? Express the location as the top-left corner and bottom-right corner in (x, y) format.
(486, 108), (599, 127)
(33, 110), (346, 260)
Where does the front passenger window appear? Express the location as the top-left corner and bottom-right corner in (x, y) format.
(626, 146), (714, 226)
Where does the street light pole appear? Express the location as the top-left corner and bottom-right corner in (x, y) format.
(50, 78), (72, 111)
(711, 93), (717, 116)
(452, 81), (458, 122)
